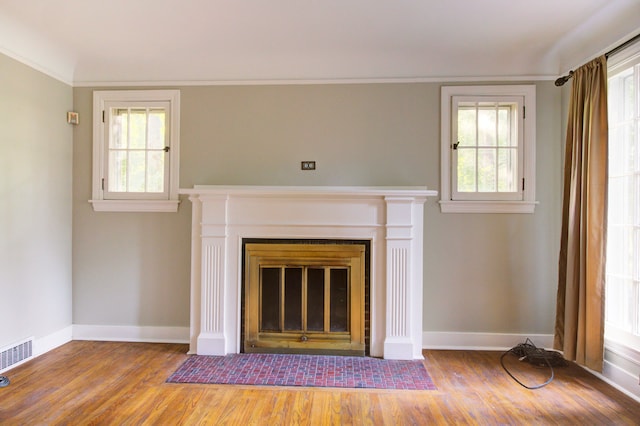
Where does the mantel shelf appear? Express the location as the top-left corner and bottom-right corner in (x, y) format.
(180, 185), (438, 199)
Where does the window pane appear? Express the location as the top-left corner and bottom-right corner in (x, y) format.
(608, 177), (624, 224)
(636, 121), (640, 173)
(110, 109), (128, 149)
(635, 227), (640, 283)
(609, 126), (624, 176)
(478, 148), (496, 192)
(497, 107), (512, 146)
(108, 151), (127, 192)
(624, 175), (635, 225)
(146, 151), (165, 193)
(635, 174), (640, 224)
(457, 148), (476, 192)
(607, 224), (625, 274)
(497, 148), (517, 192)
(127, 151), (146, 192)
(623, 122), (637, 174)
(605, 276), (636, 331)
(478, 107), (497, 146)
(623, 73), (635, 121)
(458, 107), (476, 147)
(129, 109), (147, 149)
(148, 109), (166, 149)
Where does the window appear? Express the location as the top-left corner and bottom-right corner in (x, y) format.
(440, 85), (536, 213)
(605, 42), (640, 352)
(91, 90), (180, 212)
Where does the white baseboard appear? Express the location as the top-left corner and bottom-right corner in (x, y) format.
(34, 325), (73, 356)
(72, 324), (189, 344)
(0, 326), (73, 374)
(423, 331), (554, 351)
(598, 340), (640, 402)
(598, 360), (640, 402)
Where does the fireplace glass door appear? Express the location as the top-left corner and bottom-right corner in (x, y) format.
(244, 243), (365, 356)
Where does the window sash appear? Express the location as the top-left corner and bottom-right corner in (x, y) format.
(451, 96), (524, 201)
(103, 101), (171, 200)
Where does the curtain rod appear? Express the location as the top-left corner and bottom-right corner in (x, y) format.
(555, 33), (640, 86)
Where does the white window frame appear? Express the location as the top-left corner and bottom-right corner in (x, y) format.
(440, 85), (537, 213)
(90, 90), (181, 212)
(605, 41), (640, 354)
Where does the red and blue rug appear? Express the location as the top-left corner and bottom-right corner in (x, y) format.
(167, 353), (436, 390)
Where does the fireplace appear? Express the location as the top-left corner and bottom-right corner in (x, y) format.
(242, 240), (369, 356)
(180, 186), (437, 360)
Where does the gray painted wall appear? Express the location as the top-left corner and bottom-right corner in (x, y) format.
(0, 54), (73, 347)
(72, 82), (562, 334)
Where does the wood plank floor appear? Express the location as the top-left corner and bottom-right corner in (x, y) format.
(1, 341), (639, 425)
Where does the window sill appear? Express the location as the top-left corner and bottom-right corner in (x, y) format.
(439, 200), (538, 214)
(604, 338), (640, 365)
(89, 199), (180, 213)
(605, 327), (640, 357)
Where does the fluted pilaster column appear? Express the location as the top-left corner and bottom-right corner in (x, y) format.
(384, 196), (426, 359)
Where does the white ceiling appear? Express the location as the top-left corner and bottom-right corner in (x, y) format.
(1, 0), (639, 85)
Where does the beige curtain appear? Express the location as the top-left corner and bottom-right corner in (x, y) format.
(554, 56), (608, 372)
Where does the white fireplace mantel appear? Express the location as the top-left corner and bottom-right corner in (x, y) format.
(180, 185), (437, 360)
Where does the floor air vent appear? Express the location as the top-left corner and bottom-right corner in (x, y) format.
(0, 337), (34, 372)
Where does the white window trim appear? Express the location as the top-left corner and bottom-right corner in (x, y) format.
(90, 90), (181, 213)
(605, 40), (640, 356)
(440, 85), (537, 213)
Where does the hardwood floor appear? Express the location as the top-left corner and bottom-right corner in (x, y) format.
(1, 341), (639, 425)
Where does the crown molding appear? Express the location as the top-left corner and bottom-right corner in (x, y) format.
(73, 75), (556, 88)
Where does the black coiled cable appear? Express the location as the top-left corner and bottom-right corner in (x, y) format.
(500, 338), (566, 389)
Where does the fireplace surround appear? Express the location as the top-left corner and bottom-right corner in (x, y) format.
(180, 186), (437, 360)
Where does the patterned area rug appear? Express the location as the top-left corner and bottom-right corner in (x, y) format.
(167, 353), (436, 390)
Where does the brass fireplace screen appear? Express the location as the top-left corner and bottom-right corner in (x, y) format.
(244, 243), (365, 356)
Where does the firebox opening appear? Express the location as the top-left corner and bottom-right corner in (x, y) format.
(241, 239), (371, 356)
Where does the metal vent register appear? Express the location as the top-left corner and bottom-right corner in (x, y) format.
(1, 337), (33, 372)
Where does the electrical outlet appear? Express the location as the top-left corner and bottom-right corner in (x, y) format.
(301, 161), (316, 170)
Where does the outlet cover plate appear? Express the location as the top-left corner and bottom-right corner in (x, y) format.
(301, 161), (316, 170)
